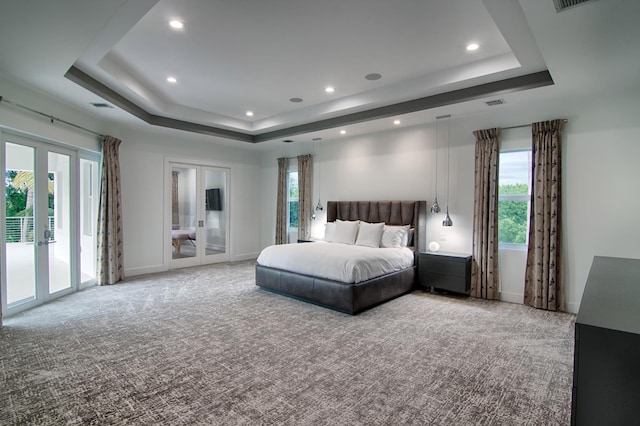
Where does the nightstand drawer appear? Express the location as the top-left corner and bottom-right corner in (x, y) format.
(418, 252), (472, 295)
(422, 272), (469, 294)
(420, 257), (468, 277)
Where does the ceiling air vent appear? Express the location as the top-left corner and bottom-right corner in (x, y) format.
(485, 99), (506, 106)
(553, 0), (600, 13)
(282, 139), (294, 143)
(90, 102), (113, 108)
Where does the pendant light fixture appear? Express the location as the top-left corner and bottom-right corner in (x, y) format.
(441, 114), (453, 227)
(431, 117), (441, 213)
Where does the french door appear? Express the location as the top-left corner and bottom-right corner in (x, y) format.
(1, 133), (98, 316)
(168, 161), (230, 268)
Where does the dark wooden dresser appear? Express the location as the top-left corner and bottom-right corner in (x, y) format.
(571, 256), (640, 425)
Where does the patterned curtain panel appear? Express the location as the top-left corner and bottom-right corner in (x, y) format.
(297, 154), (312, 240)
(275, 157), (287, 245)
(96, 136), (124, 285)
(524, 120), (565, 311)
(470, 128), (500, 300)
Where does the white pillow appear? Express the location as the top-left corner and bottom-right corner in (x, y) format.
(355, 222), (385, 248)
(324, 222), (336, 242)
(381, 225), (410, 248)
(334, 220), (360, 245)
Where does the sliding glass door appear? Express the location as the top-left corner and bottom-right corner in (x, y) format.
(169, 162), (230, 268)
(2, 133), (90, 316)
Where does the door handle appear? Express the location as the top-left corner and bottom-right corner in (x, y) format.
(38, 229), (55, 246)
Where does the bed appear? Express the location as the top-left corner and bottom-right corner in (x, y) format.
(256, 200), (427, 314)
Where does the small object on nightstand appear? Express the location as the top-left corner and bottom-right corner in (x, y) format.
(428, 241), (440, 252)
(418, 252), (471, 295)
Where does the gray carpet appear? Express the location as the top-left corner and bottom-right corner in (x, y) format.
(0, 261), (575, 425)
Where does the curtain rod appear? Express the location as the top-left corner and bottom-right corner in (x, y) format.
(279, 153), (313, 160)
(501, 119), (568, 131)
(0, 96), (105, 138)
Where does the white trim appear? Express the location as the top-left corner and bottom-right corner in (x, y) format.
(164, 156), (233, 269)
(498, 242), (527, 251)
(231, 252), (259, 262)
(499, 291), (524, 305)
(2, 134), (83, 318)
(125, 264), (168, 277)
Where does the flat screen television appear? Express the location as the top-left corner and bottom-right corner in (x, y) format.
(206, 188), (222, 211)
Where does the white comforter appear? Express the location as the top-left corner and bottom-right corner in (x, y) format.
(256, 242), (414, 283)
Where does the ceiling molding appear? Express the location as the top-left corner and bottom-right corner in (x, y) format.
(65, 66), (253, 143)
(66, 66), (553, 143)
(254, 71), (555, 142)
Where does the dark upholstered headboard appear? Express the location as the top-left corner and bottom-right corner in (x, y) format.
(326, 200), (427, 252)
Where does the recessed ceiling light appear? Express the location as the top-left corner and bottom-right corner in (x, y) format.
(169, 19), (184, 29)
(325, 86), (335, 93)
(340, 129), (346, 135)
(393, 119), (401, 125)
(166, 76), (178, 83)
(246, 111), (254, 117)
(466, 43), (479, 51)
(289, 97), (303, 103)
(365, 73), (382, 81)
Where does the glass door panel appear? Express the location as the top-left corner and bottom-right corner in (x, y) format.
(4, 142), (37, 305)
(80, 158), (99, 284)
(47, 151), (71, 294)
(203, 168), (229, 263)
(171, 165), (198, 261)
(168, 162), (230, 268)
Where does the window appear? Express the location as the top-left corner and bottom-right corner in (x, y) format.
(287, 171), (299, 228)
(498, 150), (532, 246)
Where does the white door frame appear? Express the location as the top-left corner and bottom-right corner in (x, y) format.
(1, 132), (79, 317)
(164, 156), (232, 269)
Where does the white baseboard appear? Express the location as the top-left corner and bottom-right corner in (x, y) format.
(500, 291), (523, 305)
(501, 291), (580, 314)
(565, 301), (579, 314)
(125, 264), (167, 277)
(232, 252), (259, 262)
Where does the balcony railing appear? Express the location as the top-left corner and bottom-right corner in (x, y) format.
(5, 216), (55, 243)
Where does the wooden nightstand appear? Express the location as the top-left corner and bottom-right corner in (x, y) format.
(418, 252), (472, 295)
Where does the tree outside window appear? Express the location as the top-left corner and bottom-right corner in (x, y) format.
(498, 151), (531, 246)
(287, 171), (299, 228)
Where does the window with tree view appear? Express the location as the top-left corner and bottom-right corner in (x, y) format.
(287, 171), (299, 228)
(498, 150), (532, 246)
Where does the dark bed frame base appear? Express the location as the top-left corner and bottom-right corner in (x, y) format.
(256, 200), (427, 315)
(255, 264), (416, 315)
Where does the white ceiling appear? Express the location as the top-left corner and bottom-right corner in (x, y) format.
(1, 0), (638, 148)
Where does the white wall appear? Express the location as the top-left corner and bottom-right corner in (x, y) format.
(260, 87), (640, 313)
(1, 76), (264, 278)
(4, 74), (640, 314)
(116, 125), (263, 276)
(0, 76), (103, 153)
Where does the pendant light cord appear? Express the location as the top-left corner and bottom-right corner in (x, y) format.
(446, 115), (451, 207)
(434, 118), (439, 199)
